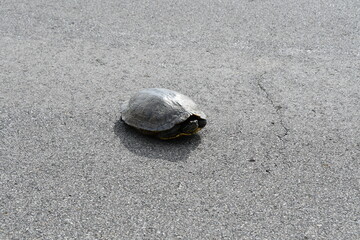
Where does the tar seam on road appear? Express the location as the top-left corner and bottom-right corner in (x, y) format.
(256, 72), (290, 142)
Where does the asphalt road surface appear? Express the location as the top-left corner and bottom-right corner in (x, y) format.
(1, 0), (359, 239)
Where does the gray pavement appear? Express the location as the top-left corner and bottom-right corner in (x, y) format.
(1, 0), (359, 239)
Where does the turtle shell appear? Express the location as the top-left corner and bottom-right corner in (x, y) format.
(121, 88), (206, 132)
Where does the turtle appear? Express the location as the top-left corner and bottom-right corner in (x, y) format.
(121, 88), (207, 139)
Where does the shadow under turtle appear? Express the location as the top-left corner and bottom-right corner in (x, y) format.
(113, 120), (202, 162)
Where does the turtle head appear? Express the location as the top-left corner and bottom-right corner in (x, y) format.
(181, 120), (199, 133)
(157, 117), (207, 139)
(181, 118), (207, 134)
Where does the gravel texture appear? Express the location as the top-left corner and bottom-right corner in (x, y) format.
(1, 0), (359, 239)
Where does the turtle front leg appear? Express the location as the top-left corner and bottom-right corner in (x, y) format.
(157, 125), (182, 139)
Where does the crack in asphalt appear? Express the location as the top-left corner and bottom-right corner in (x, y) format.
(256, 73), (289, 142)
